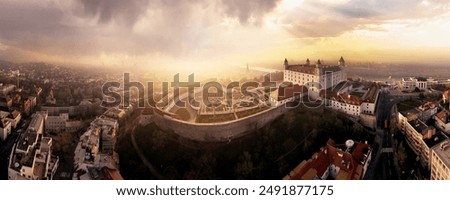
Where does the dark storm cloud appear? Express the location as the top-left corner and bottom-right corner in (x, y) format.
(332, 0), (417, 19)
(77, 0), (150, 26)
(284, 0), (449, 38)
(220, 0), (281, 24)
(0, 0), (282, 61)
(0, 1), (83, 55)
(334, 6), (378, 18)
(1, 0), (448, 63)
(76, 0), (281, 25)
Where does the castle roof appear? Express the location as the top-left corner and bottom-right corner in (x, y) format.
(361, 84), (379, 103)
(274, 83), (308, 101)
(320, 90), (361, 106)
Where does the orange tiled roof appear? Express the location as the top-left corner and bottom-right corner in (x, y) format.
(285, 139), (369, 180)
(436, 110), (450, 123)
(320, 90), (361, 105)
(362, 84), (379, 103)
(286, 65), (316, 75)
(277, 84), (308, 101)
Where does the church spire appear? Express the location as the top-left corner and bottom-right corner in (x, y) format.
(339, 56), (345, 66)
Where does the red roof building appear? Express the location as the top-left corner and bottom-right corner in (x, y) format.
(284, 139), (371, 180)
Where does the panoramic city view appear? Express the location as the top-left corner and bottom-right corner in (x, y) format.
(1, 0), (450, 182)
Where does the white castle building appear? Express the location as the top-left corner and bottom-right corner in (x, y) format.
(283, 57), (346, 98)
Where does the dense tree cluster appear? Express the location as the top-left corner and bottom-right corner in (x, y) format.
(117, 106), (371, 180)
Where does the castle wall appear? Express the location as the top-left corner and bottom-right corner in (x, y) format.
(153, 104), (289, 142)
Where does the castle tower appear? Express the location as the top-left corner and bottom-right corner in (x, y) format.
(316, 59), (322, 67)
(315, 59), (322, 75)
(339, 56), (345, 67)
(306, 58), (310, 66)
(284, 58), (289, 69)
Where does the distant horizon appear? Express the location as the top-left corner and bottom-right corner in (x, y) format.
(1, 57), (448, 70)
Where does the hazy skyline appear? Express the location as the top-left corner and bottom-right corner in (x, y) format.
(0, 0), (449, 71)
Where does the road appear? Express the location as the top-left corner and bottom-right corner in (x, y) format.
(0, 119), (29, 180)
(0, 131), (21, 180)
(130, 126), (164, 179)
(364, 91), (399, 180)
(119, 108), (164, 179)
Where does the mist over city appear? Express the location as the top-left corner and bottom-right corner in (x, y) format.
(1, 0), (450, 183)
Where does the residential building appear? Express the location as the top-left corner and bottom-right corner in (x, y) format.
(0, 84), (15, 96)
(283, 139), (371, 180)
(443, 90), (450, 104)
(399, 101), (438, 122)
(72, 115), (121, 180)
(73, 166), (123, 180)
(8, 110), (21, 129)
(8, 111), (59, 180)
(27, 111), (47, 134)
(42, 98), (102, 118)
(427, 77), (439, 86)
(103, 107), (126, 121)
(65, 120), (84, 133)
(430, 140), (450, 180)
(34, 87), (43, 98)
(0, 110), (9, 119)
(0, 119), (12, 141)
(45, 112), (69, 133)
(0, 110), (21, 129)
(29, 96), (37, 110)
(0, 96), (12, 108)
(417, 102), (438, 122)
(398, 110), (448, 169)
(100, 124), (116, 154)
(22, 98), (32, 116)
(44, 111), (84, 133)
(434, 110), (450, 134)
(41, 105), (77, 117)
(400, 77), (427, 91)
(78, 98), (103, 117)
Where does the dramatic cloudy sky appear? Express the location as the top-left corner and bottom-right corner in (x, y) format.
(0, 0), (450, 70)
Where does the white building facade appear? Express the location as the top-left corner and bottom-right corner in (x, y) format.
(431, 140), (450, 180)
(284, 57), (346, 98)
(0, 119), (12, 141)
(8, 111), (59, 180)
(400, 77), (427, 91)
(361, 85), (380, 115)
